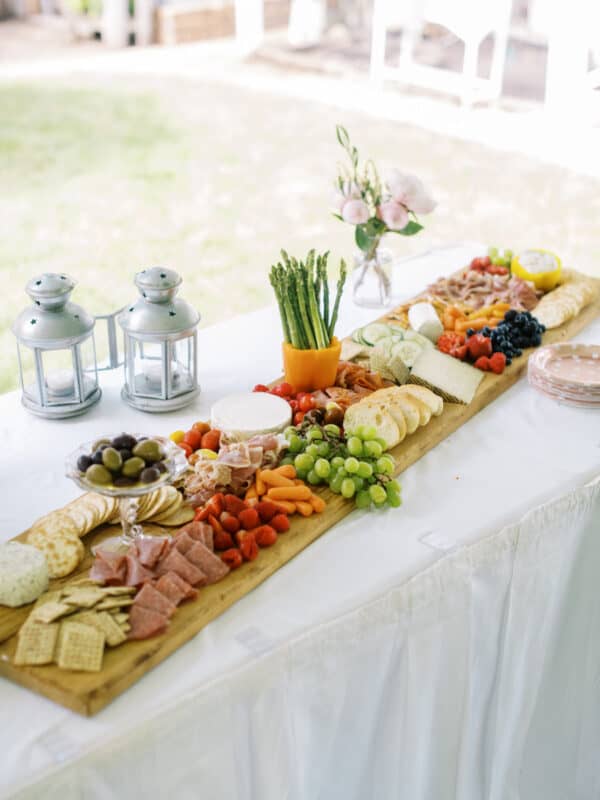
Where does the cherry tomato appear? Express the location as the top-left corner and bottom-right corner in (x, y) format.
(272, 382), (294, 397)
(201, 429), (221, 452)
(289, 399), (299, 412)
(294, 411), (305, 425)
(192, 421), (210, 435)
(177, 442), (193, 458)
(183, 429), (203, 450)
(299, 394), (315, 412)
(253, 384), (269, 393)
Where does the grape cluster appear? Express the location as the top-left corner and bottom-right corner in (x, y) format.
(280, 423), (401, 510)
(467, 310), (545, 366)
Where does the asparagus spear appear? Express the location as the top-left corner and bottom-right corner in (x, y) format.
(269, 265), (291, 344)
(328, 259), (347, 340)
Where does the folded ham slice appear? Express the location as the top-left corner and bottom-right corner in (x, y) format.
(89, 550), (126, 586)
(155, 573), (188, 605)
(124, 555), (155, 588)
(128, 604), (169, 640)
(173, 531), (195, 555)
(184, 542), (229, 584)
(164, 570), (198, 601)
(134, 536), (170, 569)
(178, 521), (214, 551)
(155, 548), (207, 587)
(135, 583), (176, 618)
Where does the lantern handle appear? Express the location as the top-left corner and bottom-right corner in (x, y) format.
(94, 308), (124, 370)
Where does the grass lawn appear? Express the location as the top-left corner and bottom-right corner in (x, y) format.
(1, 75), (599, 394)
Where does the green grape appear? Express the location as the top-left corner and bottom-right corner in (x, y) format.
(305, 444), (320, 459)
(504, 248), (513, 261)
(329, 474), (344, 494)
(330, 456), (345, 470)
(294, 453), (314, 472)
(361, 426), (377, 441)
(387, 478), (401, 493)
(376, 457), (394, 476)
(307, 469), (322, 486)
(288, 435), (304, 454)
(369, 484), (387, 505)
(316, 442), (330, 458)
(356, 461), (373, 479)
(306, 426), (324, 442)
(284, 426), (296, 439)
(352, 476), (365, 491)
(341, 478), (356, 498)
(374, 437), (388, 450)
(355, 489), (371, 509)
(386, 487), (402, 508)
(314, 458), (331, 479)
(344, 457), (360, 474)
(336, 468), (348, 480)
(296, 467), (308, 481)
(323, 423), (341, 438)
(279, 456), (294, 466)
(346, 436), (363, 457)
(363, 440), (383, 459)
(351, 425), (365, 439)
(487, 246), (498, 259)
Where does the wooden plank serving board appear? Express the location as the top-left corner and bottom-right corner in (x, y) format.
(1, 285), (599, 716)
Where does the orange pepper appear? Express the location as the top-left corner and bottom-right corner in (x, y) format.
(282, 338), (341, 393)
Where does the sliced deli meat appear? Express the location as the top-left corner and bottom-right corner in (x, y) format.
(179, 521), (214, 551)
(155, 548), (208, 586)
(124, 555), (155, 588)
(134, 583), (176, 618)
(128, 604), (169, 640)
(134, 536), (170, 569)
(164, 570), (198, 601)
(90, 550), (126, 585)
(173, 531), (195, 555)
(184, 542), (230, 584)
(155, 573), (189, 605)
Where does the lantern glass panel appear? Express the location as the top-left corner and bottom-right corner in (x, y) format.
(129, 337), (167, 399)
(78, 334), (99, 399)
(168, 336), (195, 398)
(17, 343), (41, 406)
(41, 348), (79, 405)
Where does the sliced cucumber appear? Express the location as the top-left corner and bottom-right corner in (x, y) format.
(351, 328), (364, 344)
(403, 329), (434, 349)
(391, 340), (423, 368)
(387, 324), (405, 340)
(361, 323), (393, 346)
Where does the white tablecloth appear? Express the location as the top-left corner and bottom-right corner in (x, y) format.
(1, 245), (599, 799)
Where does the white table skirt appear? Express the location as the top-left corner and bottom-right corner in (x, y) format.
(1, 245), (599, 799)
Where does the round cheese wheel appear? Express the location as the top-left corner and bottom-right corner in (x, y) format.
(0, 542), (49, 607)
(211, 392), (292, 440)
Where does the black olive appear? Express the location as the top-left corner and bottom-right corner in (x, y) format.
(77, 454), (93, 472)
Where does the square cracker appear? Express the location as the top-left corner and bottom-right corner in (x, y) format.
(62, 587), (106, 608)
(99, 586), (136, 597)
(33, 590), (64, 609)
(57, 622), (105, 672)
(14, 622), (59, 666)
(78, 611), (127, 646)
(31, 601), (74, 624)
(96, 596), (135, 610)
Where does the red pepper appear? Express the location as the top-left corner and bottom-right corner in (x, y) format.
(466, 334), (493, 360)
(437, 332), (465, 356)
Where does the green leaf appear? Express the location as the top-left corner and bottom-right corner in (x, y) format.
(336, 125), (350, 149)
(397, 220), (424, 237)
(355, 225), (375, 252)
(365, 216), (386, 237)
(331, 212), (343, 221)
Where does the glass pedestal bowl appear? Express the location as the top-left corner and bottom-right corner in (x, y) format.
(65, 434), (189, 553)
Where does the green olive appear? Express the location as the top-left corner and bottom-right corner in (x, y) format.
(85, 464), (112, 486)
(122, 456), (145, 479)
(91, 438), (111, 452)
(102, 447), (123, 473)
(133, 439), (162, 463)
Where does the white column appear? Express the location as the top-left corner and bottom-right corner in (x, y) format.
(235, 0), (264, 55)
(135, 0), (154, 46)
(544, 0), (589, 116)
(102, 0), (129, 48)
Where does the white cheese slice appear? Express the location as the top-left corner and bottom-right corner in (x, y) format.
(211, 392), (292, 440)
(0, 542), (49, 607)
(408, 302), (444, 343)
(409, 348), (484, 405)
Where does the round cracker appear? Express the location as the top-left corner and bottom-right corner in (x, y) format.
(29, 533), (85, 578)
(151, 504), (195, 526)
(29, 512), (81, 540)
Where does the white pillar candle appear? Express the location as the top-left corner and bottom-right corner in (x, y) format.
(45, 368), (75, 396)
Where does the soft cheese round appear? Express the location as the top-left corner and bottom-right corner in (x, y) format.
(211, 392), (292, 440)
(0, 542), (49, 607)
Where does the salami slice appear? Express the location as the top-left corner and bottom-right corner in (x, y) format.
(173, 531), (195, 555)
(135, 583), (176, 618)
(185, 542), (229, 584)
(155, 573), (187, 605)
(164, 570), (198, 601)
(179, 521), (214, 550)
(89, 550), (126, 585)
(135, 536), (170, 569)
(128, 604), (169, 640)
(155, 548), (207, 586)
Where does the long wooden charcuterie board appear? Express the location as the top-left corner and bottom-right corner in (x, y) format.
(1, 282), (599, 716)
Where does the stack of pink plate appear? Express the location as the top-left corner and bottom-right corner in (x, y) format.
(528, 343), (600, 408)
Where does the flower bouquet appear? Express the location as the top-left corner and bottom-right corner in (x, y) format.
(333, 125), (436, 307)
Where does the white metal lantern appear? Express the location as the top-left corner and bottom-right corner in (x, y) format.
(118, 267), (200, 412)
(12, 273), (103, 419)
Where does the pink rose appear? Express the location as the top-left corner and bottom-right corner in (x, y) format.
(341, 198), (370, 225)
(387, 170), (436, 215)
(378, 201), (409, 231)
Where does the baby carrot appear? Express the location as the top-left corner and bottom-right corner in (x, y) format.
(267, 485), (312, 501)
(271, 500), (296, 515)
(244, 484), (258, 501)
(260, 470), (295, 488)
(274, 464), (296, 479)
(309, 493), (326, 513)
(295, 501), (314, 517)
(455, 317), (487, 332)
(255, 470), (266, 496)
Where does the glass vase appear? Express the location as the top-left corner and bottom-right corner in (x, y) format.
(352, 248), (393, 308)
